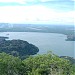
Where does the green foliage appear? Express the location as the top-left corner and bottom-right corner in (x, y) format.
(0, 52), (21, 75)
(0, 39), (39, 59)
(22, 52), (75, 75)
(0, 52), (75, 75)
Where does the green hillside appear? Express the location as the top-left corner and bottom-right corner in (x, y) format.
(0, 39), (39, 59)
(0, 52), (75, 75)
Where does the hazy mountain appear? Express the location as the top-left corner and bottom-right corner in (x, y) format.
(0, 23), (13, 28)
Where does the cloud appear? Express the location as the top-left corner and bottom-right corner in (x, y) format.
(0, 0), (37, 3)
(0, 0), (74, 3)
(0, 0), (74, 6)
(0, 0), (26, 4)
(0, 5), (74, 24)
(40, 0), (52, 2)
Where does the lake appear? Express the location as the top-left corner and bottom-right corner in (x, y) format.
(0, 32), (74, 58)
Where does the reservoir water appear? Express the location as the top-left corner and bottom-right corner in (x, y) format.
(0, 32), (74, 58)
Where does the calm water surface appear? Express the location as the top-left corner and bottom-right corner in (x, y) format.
(0, 32), (74, 58)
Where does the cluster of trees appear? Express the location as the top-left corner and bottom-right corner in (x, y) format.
(66, 34), (75, 41)
(0, 52), (75, 75)
(0, 39), (39, 59)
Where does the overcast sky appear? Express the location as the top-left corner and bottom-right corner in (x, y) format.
(0, 0), (74, 25)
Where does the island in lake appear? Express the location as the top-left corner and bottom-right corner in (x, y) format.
(0, 36), (9, 40)
(66, 34), (75, 41)
(0, 37), (39, 59)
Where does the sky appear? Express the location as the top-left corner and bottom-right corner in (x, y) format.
(0, 0), (74, 25)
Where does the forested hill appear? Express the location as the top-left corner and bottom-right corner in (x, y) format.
(0, 39), (39, 59)
(0, 52), (75, 75)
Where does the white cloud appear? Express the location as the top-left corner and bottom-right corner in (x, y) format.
(0, 0), (74, 4)
(0, 0), (26, 4)
(0, 0), (37, 3)
(40, 0), (54, 2)
(0, 0), (55, 4)
(0, 5), (74, 24)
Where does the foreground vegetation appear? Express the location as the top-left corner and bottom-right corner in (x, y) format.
(0, 52), (75, 75)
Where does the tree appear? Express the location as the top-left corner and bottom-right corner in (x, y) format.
(0, 52), (21, 75)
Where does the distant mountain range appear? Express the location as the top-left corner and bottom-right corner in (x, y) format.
(0, 23), (13, 28)
(0, 23), (74, 34)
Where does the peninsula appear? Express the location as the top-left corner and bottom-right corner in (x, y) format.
(0, 39), (39, 59)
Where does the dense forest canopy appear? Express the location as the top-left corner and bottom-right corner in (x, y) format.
(0, 39), (39, 59)
(0, 52), (75, 75)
